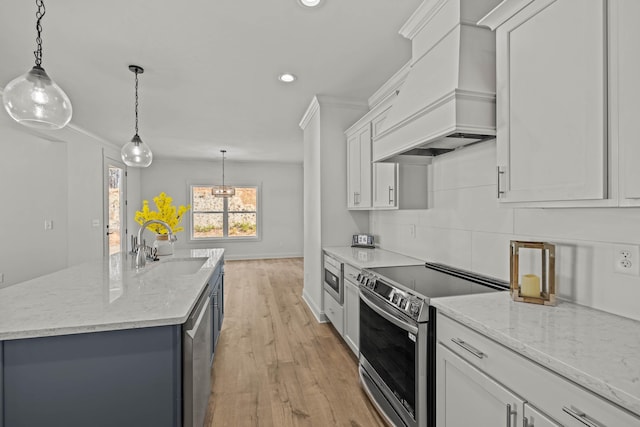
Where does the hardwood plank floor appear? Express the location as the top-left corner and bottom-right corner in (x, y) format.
(204, 258), (386, 427)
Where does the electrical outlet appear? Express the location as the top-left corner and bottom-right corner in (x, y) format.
(409, 224), (416, 238)
(44, 220), (53, 230)
(613, 245), (640, 275)
(92, 219), (100, 228)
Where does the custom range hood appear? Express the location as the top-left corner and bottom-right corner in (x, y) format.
(373, 0), (500, 163)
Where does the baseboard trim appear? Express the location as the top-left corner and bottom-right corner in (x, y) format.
(302, 289), (328, 323)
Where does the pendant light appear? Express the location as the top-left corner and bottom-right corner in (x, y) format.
(121, 65), (152, 168)
(212, 150), (235, 198)
(2, 0), (72, 130)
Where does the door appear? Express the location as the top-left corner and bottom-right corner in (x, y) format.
(343, 278), (359, 355)
(347, 124), (372, 208)
(436, 345), (524, 427)
(373, 162), (397, 208)
(104, 157), (127, 255)
(495, 0), (607, 203)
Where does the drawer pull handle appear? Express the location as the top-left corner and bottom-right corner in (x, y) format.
(562, 406), (603, 427)
(451, 338), (485, 359)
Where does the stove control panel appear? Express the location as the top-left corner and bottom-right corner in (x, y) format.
(357, 271), (425, 320)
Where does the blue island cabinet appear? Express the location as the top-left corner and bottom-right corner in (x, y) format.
(1, 325), (182, 427)
(0, 257), (226, 427)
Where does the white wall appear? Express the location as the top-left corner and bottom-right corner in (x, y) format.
(139, 158), (303, 260)
(0, 120), (69, 285)
(371, 141), (640, 321)
(0, 111), (141, 287)
(299, 96), (370, 321)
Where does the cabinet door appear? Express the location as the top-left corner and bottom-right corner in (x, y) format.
(524, 403), (560, 427)
(347, 125), (372, 208)
(343, 279), (359, 356)
(347, 133), (361, 208)
(436, 345), (524, 427)
(373, 162), (397, 208)
(496, 0), (607, 203)
(617, 0), (640, 204)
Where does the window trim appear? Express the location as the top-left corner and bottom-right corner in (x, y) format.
(188, 183), (261, 242)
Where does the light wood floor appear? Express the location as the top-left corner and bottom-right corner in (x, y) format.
(204, 258), (386, 427)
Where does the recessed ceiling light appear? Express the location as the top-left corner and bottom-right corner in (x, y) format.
(298, 0), (322, 7)
(278, 73), (297, 83)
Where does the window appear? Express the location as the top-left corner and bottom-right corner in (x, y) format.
(190, 185), (259, 240)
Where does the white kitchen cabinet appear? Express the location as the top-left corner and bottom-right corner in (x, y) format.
(373, 162), (429, 209)
(323, 290), (344, 336)
(524, 403), (560, 427)
(343, 263), (360, 356)
(616, 0), (640, 206)
(436, 313), (640, 427)
(482, 0), (607, 204)
(373, 163), (397, 208)
(347, 124), (372, 209)
(437, 345), (524, 427)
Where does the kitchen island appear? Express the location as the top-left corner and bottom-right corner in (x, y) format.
(0, 248), (224, 427)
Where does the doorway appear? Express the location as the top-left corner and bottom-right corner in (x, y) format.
(104, 157), (127, 255)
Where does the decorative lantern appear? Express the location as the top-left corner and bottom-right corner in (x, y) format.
(510, 240), (556, 306)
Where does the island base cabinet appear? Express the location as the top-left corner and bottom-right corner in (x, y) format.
(436, 345), (525, 427)
(3, 326), (182, 427)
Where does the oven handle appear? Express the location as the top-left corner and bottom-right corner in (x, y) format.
(360, 290), (418, 335)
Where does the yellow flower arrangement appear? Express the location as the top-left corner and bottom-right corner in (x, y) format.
(135, 192), (191, 234)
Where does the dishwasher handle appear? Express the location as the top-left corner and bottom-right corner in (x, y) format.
(185, 287), (210, 335)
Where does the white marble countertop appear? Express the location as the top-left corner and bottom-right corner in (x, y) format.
(0, 248), (224, 341)
(432, 292), (640, 416)
(323, 246), (424, 269)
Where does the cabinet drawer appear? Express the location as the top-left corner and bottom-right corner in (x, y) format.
(437, 313), (640, 426)
(324, 290), (344, 336)
(344, 263), (359, 285)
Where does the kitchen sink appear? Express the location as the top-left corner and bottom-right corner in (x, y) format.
(144, 257), (208, 276)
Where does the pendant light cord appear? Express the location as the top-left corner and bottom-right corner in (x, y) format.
(33, 0), (45, 67)
(134, 69), (139, 136)
(222, 151), (226, 186)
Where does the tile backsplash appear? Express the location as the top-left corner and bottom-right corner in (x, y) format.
(371, 141), (640, 321)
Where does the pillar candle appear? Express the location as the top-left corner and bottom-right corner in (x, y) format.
(521, 274), (541, 297)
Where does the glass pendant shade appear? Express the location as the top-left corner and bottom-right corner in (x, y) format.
(121, 65), (152, 168)
(3, 66), (72, 130)
(121, 134), (153, 168)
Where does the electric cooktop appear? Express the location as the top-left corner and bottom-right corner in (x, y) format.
(366, 262), (509, 301)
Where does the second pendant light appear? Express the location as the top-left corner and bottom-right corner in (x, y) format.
(121, 65), (152, 168)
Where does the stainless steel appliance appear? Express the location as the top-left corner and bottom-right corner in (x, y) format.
(323, 253), (344, 304)
(357, 263), (508, 427)
(183, 285), (212, 427)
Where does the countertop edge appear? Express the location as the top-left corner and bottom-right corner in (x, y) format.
(431, 298), (640, 417)
(323, 246), (424, 269)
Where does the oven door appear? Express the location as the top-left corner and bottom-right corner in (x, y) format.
(359, 288), (427, 427)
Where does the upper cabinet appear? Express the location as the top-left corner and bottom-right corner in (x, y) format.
(616, 0), (640, 206)
(347, 123), (373, 209)
(346, 93), (429, 211)
(481, 0), (640, 207)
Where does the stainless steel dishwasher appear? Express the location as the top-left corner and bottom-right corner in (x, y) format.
(183, 285), (212, 427)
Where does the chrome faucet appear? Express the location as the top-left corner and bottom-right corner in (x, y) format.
(134, 219), (175, 268)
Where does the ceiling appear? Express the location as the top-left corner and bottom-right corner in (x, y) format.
(0, 0), (422, 163)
